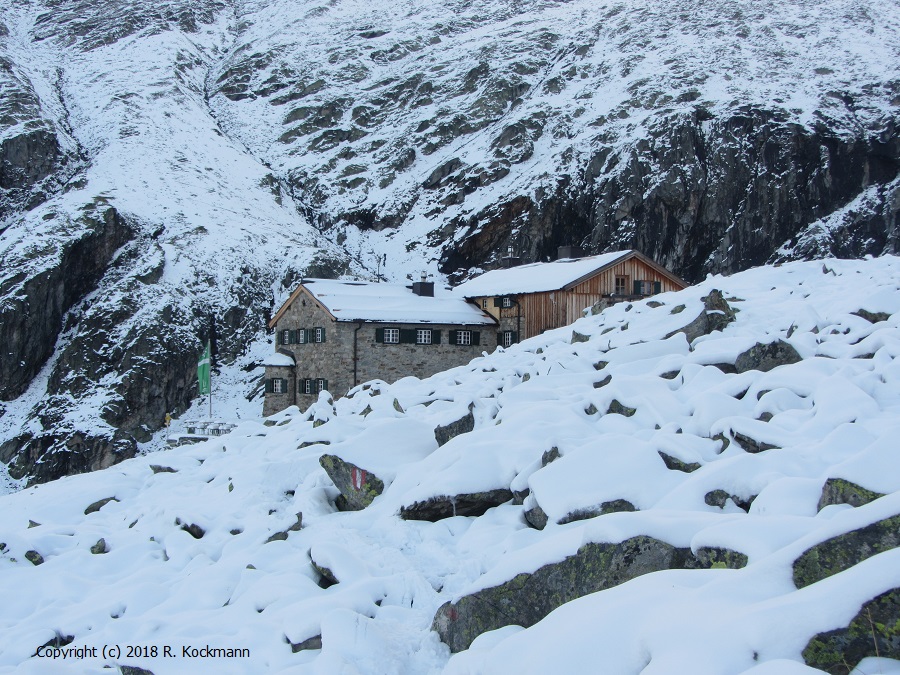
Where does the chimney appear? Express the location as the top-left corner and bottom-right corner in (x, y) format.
(557, 245), (585, 260)
(502, 245), (522, 268)
(412, 272), (434, 297)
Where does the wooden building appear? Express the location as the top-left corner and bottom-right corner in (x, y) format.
(454, 249), (687, 343)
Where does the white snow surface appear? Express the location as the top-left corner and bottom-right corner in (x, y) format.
(2, 257), (900, 674)
(297, 278), (497, 325)
(452, 250), (634, 297)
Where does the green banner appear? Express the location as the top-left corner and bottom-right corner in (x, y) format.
(198, 340), (211, 395)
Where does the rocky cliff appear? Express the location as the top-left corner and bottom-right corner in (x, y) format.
(1, 0), (899, 483)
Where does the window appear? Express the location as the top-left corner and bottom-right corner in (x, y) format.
(272, 378), (285, 394)
(633, 280), (660, 296)
(302, 379), (312, 394)
(384, 328), (399, 344)
(502, 331), (517, 347)
(416, 329), (432, 345)
(280, 329), (290, 345)
(316, 378), (327, 393)
(481, 299), (488, 309)
(501, 296), (514, 308)
(456, 330), (472, 346)
(298, 329), (307, 344)
(614, 276), (628, 295)
(314, 327), (325, 343)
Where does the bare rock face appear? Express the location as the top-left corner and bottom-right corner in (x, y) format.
(431, 535), (694, 652)
(735, 339), (802, 373)
(817, 478), (885, 512)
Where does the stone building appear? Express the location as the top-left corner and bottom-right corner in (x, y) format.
(263, 278), (497, 415)
(454, 249), (686, 344)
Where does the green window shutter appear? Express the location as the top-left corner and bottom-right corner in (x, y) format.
(265, 378), (274, 393)
(275, 331), (282, 345)
(449, 330), (458, 345)
(493, 297), (502, 307)
(291, 330), (298, 344)
(431, 330), (441, 345)
(375, 327), (385, 343)
(512, 331), (519, 344)
(280, 378), (288, 391)
(497, 331), (502, 344)
(473, 331), (481, 346)
(399, 328), (416, 344)
(633, 280), (642, 295)
(654, 281), (662, 294)
(323, 379), (329, 391)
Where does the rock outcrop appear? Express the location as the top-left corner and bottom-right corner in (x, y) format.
(735, 340), (802, 373)
(431, 535), (694, 652)
(400, 488), (513, 521)
(319, 454), (385, 511)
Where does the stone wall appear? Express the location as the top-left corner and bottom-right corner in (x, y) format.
(264, 288), (497, 414)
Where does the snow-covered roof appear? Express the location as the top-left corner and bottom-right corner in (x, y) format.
(262, 352), (296, 367)
(282, 279), (497, 325)
(453, 251), (637, 297)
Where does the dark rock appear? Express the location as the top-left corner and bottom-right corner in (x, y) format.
(593, 374), (612, 388)
(793, 514), (900, 589)
(150, 465), (177, 474)
(817, 478), (885, 512)
(733, 431), (779, 454)
(558, 499), (637, 525)
(434, 408), (475, 446)
(687, 546), (748, 569)
(541, 447), (560, 466)
(179, 522), (205, 539)
(36, 633), (74, 653)
(400, 489), (513, 521)
(803, 587), (900, 673)
(735, 339), (802, 373)
(432, 535), (694, 652)
(319, 454), (385, 510)
(853, 309), (891, 324)
(265, 513), (303, 543)
(27, 520), (40, 528)
(311, 557), (338, 588)
(90, 538), (108, 554)
(288, 634), (323, 652)
(25, 550), (44, 566)
(658, 451), (701, 473)
(511, 487), (530, 505)
(84, 496), (119, 515)
(665, 289), (737, 342)
(524, 502), (549, 530)
(570, 330), (590, 343)
(120, 666), (156, 675)
(606, 399), (636, 417)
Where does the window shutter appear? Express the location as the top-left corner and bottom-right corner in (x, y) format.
(493, 297), (502, 307)
(400, 328), (416, 344)
(265, 378), (274, 393)
(473, 331), (481, 346)
(512, 331), (519, 344)
(633, 280), (642, 295)
(654, 281), (662, 294)
(449, 330), (458, 345)
(323, 379), (329, 391)
(375, 327), (385, 343)
(497, 331), (502, 345)
(431, 330), (441, 345)
(275, 331), (282, 345)
(280, 378), (288, 392)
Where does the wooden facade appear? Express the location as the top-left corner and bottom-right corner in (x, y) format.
(463, 251), (686, 341)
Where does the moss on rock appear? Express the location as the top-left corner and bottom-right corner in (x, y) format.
(793, 514), (900, 589)
(817, 478), (885, 512)
(319, 454), (385, 511)
(803, 587), (900, 673)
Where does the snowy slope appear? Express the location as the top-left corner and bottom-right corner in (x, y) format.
(1, 256), (899, 673)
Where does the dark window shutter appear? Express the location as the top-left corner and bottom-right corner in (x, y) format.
(375, 327), (385, 343)
(497, 331), (502, 344)
(400, 328), (416, 344)
(265, 378), (274, 393)
(449, 330), (458, 345)
(633, 280), (642, 295)
(654, 281), (662, 294)
(512, 331), (519, 344)
(493, 297), (502, 307)
(291, 330), (298, 344)
(280, 378), (288, 391)
(276, 331), (282, 345)
(431, 330), (441, 345)
(323, 379), (329, 391)
(473, 331), (481, 346)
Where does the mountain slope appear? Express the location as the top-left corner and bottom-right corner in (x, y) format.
(0, 0), (899, 483)
(0, 257), (898, 674)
